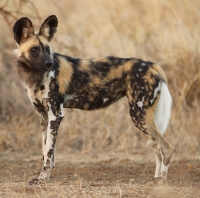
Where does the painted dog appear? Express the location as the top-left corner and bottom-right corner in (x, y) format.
(13, 15), (173, 184)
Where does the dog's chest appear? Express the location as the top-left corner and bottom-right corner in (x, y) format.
(24, 74), (52, 106)
(26, 86), (46, 105)
(24, 70), (60, 114)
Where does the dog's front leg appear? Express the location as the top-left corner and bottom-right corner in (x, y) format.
(40, 113), (48, 163)
(39, 107), (64, 182)
(29, 102), (64, 185)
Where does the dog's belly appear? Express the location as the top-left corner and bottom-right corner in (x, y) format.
(63, 91), (126, 110)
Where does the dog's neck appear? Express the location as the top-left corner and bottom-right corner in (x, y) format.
(16, 61), (46, 89)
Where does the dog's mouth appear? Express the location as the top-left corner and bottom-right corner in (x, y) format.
(30, 64), (53, 72)
(45, 62), (53, 69)
(45, 66), (53, 70)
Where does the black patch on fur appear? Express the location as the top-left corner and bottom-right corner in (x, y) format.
(47, 149), (53, 158)
(40, 85), (45, 90)
(33, 101), (45, 113)
(47, 77), (62, 116)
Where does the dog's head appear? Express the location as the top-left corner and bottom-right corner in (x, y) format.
(13, 15), (58, 71)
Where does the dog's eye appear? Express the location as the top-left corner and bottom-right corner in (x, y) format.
(45, 46), (50, 55)
(31, 46), (39, 53)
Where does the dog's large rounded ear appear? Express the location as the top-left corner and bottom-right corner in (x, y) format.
(13, 17), (34, 45)
(38, 15), (58, 42)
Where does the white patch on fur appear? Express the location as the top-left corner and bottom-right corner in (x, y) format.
(46, 112), (56, 143)
(44, 26), (50, 38)
(64, 94), (79, 103)
(154, 82), (172, 135)
(160, 153), (169, 179)
(141, 63), (146, 66)
(59, 103), (65, 117)
(103, 97), (109, 103)
(154, 152), (162, 178)
(49, 70), (55, 78)
(136, 74), (139, 78)
(65, 94), (74, 101)
(161, 163), (169, 179)
(44, 97), (57, 167)
(40, 71), (55, 101)
(23, 27), (28, 38)
(150, 82), (161, 105)
(13, 49), (20, 57)
(137, 96), (145, 109)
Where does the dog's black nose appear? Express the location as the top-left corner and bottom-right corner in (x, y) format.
(46, 62), (53, 68)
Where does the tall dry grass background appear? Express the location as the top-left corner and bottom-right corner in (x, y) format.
(0, 0), (200, 159)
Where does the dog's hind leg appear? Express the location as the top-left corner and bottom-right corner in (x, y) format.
(148, 110), (173, 179)
(147, 139), (162, 178)
(126, 72), (173, 179)
(153, 144), (162, 178)
(129, 104), (173, 179)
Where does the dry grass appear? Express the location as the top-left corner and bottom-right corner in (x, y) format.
(1, 177), (200, 198)
(0, 0), (200, 197)
(0, 180), (155, 198)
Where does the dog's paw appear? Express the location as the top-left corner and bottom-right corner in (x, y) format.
(29, 178), (46, 185)
(144, 177), (169, 185)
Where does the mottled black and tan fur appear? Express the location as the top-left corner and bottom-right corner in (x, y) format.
(13, 15), (174, 184)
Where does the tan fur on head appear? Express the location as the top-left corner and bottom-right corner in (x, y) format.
(13, 36), (39, 59)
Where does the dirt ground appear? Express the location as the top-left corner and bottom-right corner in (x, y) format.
(0, 151), (200, 197)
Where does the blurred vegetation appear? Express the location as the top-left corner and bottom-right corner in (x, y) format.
(0, 0), (200, 158)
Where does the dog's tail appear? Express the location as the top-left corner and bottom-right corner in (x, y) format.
(152, 65), (172, 135)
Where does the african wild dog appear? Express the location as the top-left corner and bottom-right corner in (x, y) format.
(13, 15), (173, 184)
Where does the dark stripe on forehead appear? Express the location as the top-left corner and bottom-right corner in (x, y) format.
(36, 36), (45, 50)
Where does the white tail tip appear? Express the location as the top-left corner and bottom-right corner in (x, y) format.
(154, 82), (172, 135)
